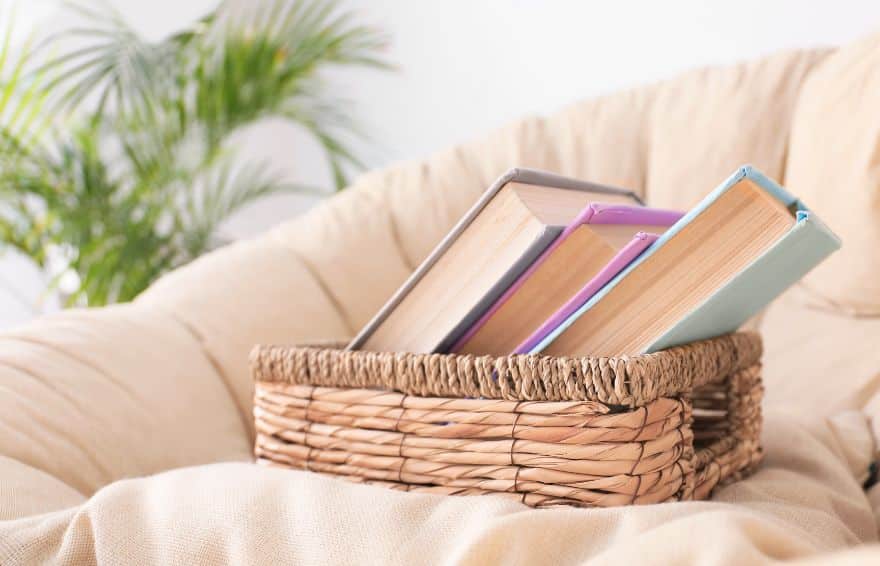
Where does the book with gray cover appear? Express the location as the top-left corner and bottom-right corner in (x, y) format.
(348, 168), (643, 353)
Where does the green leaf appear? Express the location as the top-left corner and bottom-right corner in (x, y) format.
(1, 0), (391, 306)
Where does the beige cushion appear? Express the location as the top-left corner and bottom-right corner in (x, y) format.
(3, 37), (880, 565)
(0, 305), (252, 495)
(0, 456), (84, 520)
(137, 238), (351, 433)
(645, 48), (828, 210)
(761, 287), (880, 415)
(546, 86), (655, 196)
(785, 32), (880, 315)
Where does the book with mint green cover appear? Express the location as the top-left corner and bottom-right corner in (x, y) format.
(530, 165), (841, 355)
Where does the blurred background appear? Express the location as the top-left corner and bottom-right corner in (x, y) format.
(2, 0), (879, 328)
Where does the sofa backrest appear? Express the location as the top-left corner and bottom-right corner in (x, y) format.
(137, 38), (876, 418)
(261, 45), (829, 333)
(784, 31), (880, 316)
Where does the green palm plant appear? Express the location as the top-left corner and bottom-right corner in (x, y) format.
(0, 0), (387, 306)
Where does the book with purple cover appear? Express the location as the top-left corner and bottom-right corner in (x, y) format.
(513, 232), (656, 354)
(348, 168), (645, 353)
(451, 203), (683, 356)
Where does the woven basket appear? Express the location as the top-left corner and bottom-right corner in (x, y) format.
(251, 332), (763, 508)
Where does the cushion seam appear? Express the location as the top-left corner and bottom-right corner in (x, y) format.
(152, 307), (256, 442)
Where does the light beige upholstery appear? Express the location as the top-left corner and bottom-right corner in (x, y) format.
(2, 33), (880, 565)
(785, 32), (880, 315)
(642, 47), (828, 210)
(762, 287), (880, 417)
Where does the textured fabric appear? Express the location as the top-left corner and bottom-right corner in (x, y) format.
(643, 48), (829, 210)
(785, 31), (880, 315)
(136, 238), (351, 435)
(762, 286), (880, 416)
(0, 305), (252, 495)
(0, 412), (877, 565)
(0, 457), (84, 521)
(546, 87), (655, 196)
(2, 34), (880, 566)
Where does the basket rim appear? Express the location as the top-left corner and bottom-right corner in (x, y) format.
(250, 331), (762, 407)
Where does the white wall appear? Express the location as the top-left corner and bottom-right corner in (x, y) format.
(2, 0), (880, 327)
(227, 0), (880, 235)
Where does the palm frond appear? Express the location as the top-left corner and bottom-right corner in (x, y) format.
(2, 0), (390, 306)
(34, 1), (176, 117)
(0, 29), (54, 145)
(188, 0), (388, 148)
(177, 158), (316, 256)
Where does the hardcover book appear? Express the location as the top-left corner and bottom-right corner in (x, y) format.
(348, 168), (643, 353)
(531, 165), (841, 356)
(452, 203), (683, 356)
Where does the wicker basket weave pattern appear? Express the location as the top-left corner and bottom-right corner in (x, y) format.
(252, 332), (763, 508)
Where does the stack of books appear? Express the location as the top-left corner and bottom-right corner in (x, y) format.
(349, 166), (840, 357)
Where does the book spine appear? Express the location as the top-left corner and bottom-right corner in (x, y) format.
(587, 204), (684, 226)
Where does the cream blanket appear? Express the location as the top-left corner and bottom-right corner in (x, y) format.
(1, 411), (878, 564)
